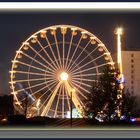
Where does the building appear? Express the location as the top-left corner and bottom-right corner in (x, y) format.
(121, 49), (140, 108)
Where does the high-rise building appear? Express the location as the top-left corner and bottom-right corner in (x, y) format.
(122, 49), (140, 108)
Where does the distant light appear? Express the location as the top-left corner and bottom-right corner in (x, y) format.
(88, 112), (94, 119)
(1, 118), (7, 122)
(50, 27), (56, 30)
(66, 108), (80, 118)
(11, 92), (17, 95)
(9, 81), (16, 84)
(71, 27), (77, 31)
(120, 115), (126, 120)
(16, 50), (23, 53)
(81, 31), (88, 34)
(108, 62), (115, 65)
(11, 60), (18, 63)
(116, 74), (125, 84)
(130, 118), (136, 122)
(36, 99), (40, 107)
(31, 35), (37, 38)
(9, 71), (16, 74)
(66, 111), (70, 118)
(136, 118), (140, 121)
(22, 42), (29, 45)
(98, 43), (104, 47)
(71, 88), (76, 93)
(60, 72), (68, 81)
(116, 28), (123, 35)
(104, 52), (110, 55)
(99, 119), (104, 122)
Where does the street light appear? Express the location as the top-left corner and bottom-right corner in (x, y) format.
(70, 88), (75, 127)
(36, 99), (40, 116)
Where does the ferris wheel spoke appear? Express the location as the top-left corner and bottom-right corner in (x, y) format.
(71, 54), (105, 74)
(72, 73), (103, 77)
(33, 82), (57, 109)
(65, 87), (71, 113)
(39, 94), (52, 114)
(31, 80), (57, 98)
(20, 79), (57, 103)
(41, 81), (62, 116)
(62, 84), (65, 118)
(74, 92), (85, 109)
(29, 78), (55, 91)
(72, 62), (109, 75)
(36, 39), (59, 71)
(15, 70), (46, 76)
(28, 44), (57, 72)
(44, 35), (61, 69)
(21, 52), (53, 72)
(71, 81), (88, 100)
(13, 77), (54, 83)
(17, 61), (47, 73)
(72, 81), (90, 94)
(65, 33), (74, 70)
(80, 54), (105, 71)
(70, 45), (100, 72)
(15, 80), (49, 93)
(68, 40), (91, 71)
(53, 34), (63, 69)
(54, 84), (62, 118)
(72, 77), (97, 82)
(77, 95), (85, 108)
(67, 35), (83, 70)
(62, 33), (65, 69)
(73, 79), (92, 88)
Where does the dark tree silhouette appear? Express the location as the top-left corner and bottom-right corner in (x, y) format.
(85, 65), (136, 121)
(122, 89), (136, 118)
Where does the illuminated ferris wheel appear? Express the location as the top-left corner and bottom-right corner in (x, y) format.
(9, 25), (114, 118)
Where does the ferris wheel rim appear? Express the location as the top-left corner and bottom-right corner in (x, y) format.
(10, 24), (114, 118)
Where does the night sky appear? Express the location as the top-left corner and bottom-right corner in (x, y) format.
(0, 10), (140, 94)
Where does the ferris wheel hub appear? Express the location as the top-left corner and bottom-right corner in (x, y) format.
(60, 72), (69, 81)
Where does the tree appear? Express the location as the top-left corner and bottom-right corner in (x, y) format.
(121, 89), (136, 118)
(85, 65), (118, 121)
(85, 65), (136, 121)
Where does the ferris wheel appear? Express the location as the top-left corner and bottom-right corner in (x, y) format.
(9, 25), (114, 118)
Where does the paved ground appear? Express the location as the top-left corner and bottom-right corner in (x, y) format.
(1, 118), (140, 130)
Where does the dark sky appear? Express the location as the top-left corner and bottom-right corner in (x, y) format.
(0, 11), (140, 94)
